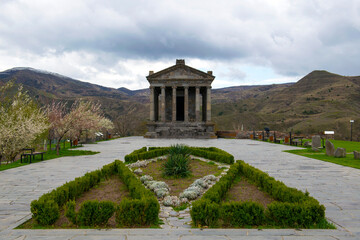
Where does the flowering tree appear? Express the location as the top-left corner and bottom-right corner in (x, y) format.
(0, 82), (48, 164)
(46, 101), (73, 154)
(47, 100), (113, 154)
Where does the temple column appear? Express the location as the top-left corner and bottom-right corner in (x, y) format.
(195, 86), (200, 122)
(161, 86), (166, 122)
(184, 86), (189, 122)
(206, 86), (211, 122)
(172, 86), (177, 122)
(150, 86), (155, 121)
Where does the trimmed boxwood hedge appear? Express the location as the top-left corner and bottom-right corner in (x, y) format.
(124, 148), (169, 163)
(190, 160), (326, 228)
(31, 162), (116, 225)
(31, 160), (159, 227)
(124, 146), (234, 164)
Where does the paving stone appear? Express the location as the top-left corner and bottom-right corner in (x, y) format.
(0, 137), (359, 239)
(169, 211), (179, 217)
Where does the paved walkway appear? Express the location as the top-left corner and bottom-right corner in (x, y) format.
(1, 137), (360, 239)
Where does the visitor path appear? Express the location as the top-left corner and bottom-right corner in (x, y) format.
(1, 137), (359, 239)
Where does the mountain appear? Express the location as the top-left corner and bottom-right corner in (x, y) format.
(0, 67), (149, 135)
(0, 67), (129, 99)
(1, 67), (359, 139)
(211, 70), (360, 140)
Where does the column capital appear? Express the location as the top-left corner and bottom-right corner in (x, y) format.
(172, 86), (177, 89)
(161, 85), (166, 89)
(184, 86), (189, 89)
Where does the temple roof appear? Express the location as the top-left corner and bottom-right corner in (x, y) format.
(147, 59), (215, 83)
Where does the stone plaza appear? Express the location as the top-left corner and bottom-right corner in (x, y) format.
(1, 137), (360, 239)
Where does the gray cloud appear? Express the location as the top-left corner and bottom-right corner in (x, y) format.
(0, 0), (360, 89)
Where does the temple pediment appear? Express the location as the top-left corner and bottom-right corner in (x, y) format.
(147, 59), (214, 82)
(157, 68), (206, 80)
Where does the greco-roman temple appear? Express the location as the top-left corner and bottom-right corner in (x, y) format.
(144, 59), (216, 138)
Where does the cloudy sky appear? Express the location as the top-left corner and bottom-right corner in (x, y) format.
(0, 0), (359, 89)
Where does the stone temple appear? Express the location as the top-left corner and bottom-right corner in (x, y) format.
(144, 59), (216, 138)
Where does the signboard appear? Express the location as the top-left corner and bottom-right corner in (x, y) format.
(324, 131), (334, 135)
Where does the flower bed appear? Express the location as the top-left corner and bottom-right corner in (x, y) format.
(30, 160), (159, 227)
(190, 160), (327, 228)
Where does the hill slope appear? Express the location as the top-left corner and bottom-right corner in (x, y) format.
(1, 68), (359, 139)
(212, 70), (360, 140)
(0, 68), (149, 135)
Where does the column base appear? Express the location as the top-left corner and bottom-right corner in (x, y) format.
(144, 121), (217, 139)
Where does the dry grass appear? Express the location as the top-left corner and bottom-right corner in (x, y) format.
(224, 178), (274, 208)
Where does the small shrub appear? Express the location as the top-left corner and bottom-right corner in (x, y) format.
(163, 153), (190, 177)
(168, 144), (191, 155)
(116, 197), (159, 226)
(77, 200), (115, 226)
(222, 201), (265, 227)
(191, 199), (220, 227)
(30, 199), (59, 225)
(65, 200), (77, 225)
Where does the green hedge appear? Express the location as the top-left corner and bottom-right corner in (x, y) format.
(115, 160), (159, 226)
(191, 147), (234, 164)
(124, 148), (169, 163)
(31, 160), (159, 227)
(191, 160), (326, 228)
(65, 200), (115, 226)
(222, 201), (265, 227)
(124, 146), (234, 164)
(191, 200), (220, 227)
(30, 162), (117, 225)
(266, 200), (325, 227)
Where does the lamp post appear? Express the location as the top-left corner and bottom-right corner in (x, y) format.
(350, 120), (354, 141)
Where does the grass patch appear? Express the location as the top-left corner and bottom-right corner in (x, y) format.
(286, 141), (360, 169)
(172, 203), (189, 212)
(0, 148), (99, 172)
(327, 139), (360, 152)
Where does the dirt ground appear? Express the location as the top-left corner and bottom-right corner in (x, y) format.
(225, 178), (274, 208)
(139, 158), (223, 196)
(57, 175), (129, 228)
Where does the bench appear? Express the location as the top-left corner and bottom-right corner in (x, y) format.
(274, 138), (283, 144)
(291, 137), (304, 146)
(20, 148), (45, 163)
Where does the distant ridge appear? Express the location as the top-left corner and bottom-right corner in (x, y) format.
(0, 67), (359, 139)
(1, 67), (72, 80)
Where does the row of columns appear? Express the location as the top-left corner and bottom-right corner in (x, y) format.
(149, 86), (211, 123)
